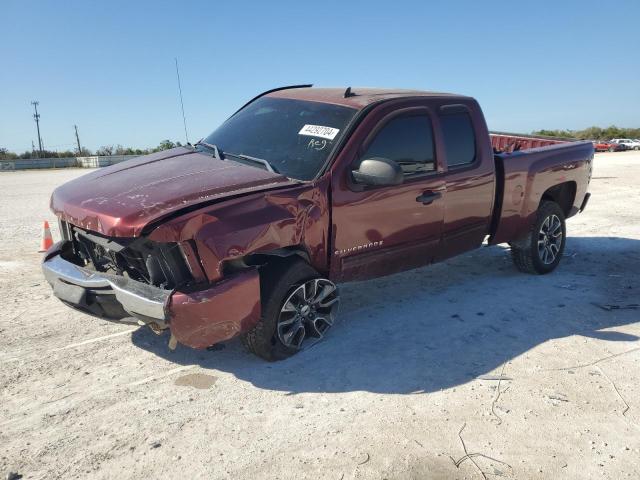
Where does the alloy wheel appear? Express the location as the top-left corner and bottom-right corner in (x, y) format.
(537, 214), (563, 264)
(276, 278), (339, 350)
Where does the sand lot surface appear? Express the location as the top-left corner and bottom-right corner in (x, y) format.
(1, 151), (639, 479)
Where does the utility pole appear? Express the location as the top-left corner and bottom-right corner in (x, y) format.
(31, 101), (43, 155)
(74, 125), (82, 154)
(32, 140), (37, 158)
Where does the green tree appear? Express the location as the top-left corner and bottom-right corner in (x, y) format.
(157, 140), (176, 151)
(532, 126), (640, 140)
(0, 148), (19, 160)
(96, 145), (114, 156)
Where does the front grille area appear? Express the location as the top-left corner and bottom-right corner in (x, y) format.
(59, 220), (193, 290)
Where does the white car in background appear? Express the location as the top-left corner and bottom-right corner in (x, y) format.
(611, 138), (640, 150)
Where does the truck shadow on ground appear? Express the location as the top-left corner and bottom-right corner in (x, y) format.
(132, 236), (640, 394)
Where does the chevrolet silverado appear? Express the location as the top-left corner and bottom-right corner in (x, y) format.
(43, 86), (593, 360)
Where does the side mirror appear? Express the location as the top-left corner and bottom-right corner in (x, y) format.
(352, 158), (403, 186)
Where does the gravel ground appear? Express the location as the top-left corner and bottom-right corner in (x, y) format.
(1, 151), (639, 480)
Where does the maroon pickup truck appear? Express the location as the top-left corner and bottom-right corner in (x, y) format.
(43, 86), (593, 360)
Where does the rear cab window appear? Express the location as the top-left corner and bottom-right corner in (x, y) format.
(439, 107), (477, 168)
(359, 114), (436, 178)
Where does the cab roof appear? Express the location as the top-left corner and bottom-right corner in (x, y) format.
(265, 87), (468, 110)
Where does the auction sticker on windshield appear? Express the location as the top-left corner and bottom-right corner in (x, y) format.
(298, 124), (340, 140)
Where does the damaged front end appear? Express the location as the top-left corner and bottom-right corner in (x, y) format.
(42, 221), (261, 349)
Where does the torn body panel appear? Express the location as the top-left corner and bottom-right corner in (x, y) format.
(169, 269), (261, 349)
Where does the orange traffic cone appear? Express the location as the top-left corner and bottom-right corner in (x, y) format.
(39, 220), (54, 252)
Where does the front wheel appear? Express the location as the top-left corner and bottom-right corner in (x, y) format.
(510, 201), (566, 274)
(241, 259), (340, 361)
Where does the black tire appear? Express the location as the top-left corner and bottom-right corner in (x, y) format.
(241, 258), (320, 361)
(510, 201), (566, 275)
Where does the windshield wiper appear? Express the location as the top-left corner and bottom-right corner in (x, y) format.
(223, 152), (278, 174)
(195, 142), (278, 173)
(194, 141), (223, 161)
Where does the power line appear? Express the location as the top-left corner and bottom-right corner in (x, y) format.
(45, 143), (76, 148)
(174, 57), (190, 144)
(31, 101), (43, 155)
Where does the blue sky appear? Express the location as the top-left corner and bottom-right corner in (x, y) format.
(2, 0), (639, 153)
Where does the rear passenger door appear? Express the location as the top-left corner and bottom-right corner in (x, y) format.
(437, 104), (495, 259)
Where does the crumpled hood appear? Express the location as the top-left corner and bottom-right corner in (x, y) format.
(51, 147), (296, 237)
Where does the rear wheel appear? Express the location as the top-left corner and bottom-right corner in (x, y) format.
(241, 259), (340, 361)
(510, 201), (566, 274)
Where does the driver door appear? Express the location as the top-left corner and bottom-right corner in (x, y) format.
(330, 104), (445, 281)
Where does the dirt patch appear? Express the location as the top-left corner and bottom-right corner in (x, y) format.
(174, 373), (218, 389)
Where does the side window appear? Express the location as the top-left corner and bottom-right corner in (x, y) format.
(360, 115), (435, 177)
(440, 111), (476, 167)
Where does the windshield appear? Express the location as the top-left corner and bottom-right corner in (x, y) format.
(202, 97), (357, 180)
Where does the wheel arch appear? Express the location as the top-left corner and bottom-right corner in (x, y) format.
(540, 181), (576, 217)
(221, 245), (317, 279)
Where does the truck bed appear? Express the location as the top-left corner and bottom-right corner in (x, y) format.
(490, 131), (573, 153)
(489, 139), (593, 245)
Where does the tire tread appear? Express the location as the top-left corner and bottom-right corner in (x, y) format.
(241, 259), (318, 361)
(510, 200), (565, 275)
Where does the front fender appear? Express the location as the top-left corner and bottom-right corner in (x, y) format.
(147, 179), (330, 281)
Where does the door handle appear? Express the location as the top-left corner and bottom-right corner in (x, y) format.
(416, 191), (442, 205)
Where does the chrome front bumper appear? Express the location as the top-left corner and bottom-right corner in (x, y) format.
(42, 244), (169, 321)
(42, 242), (263, 350)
